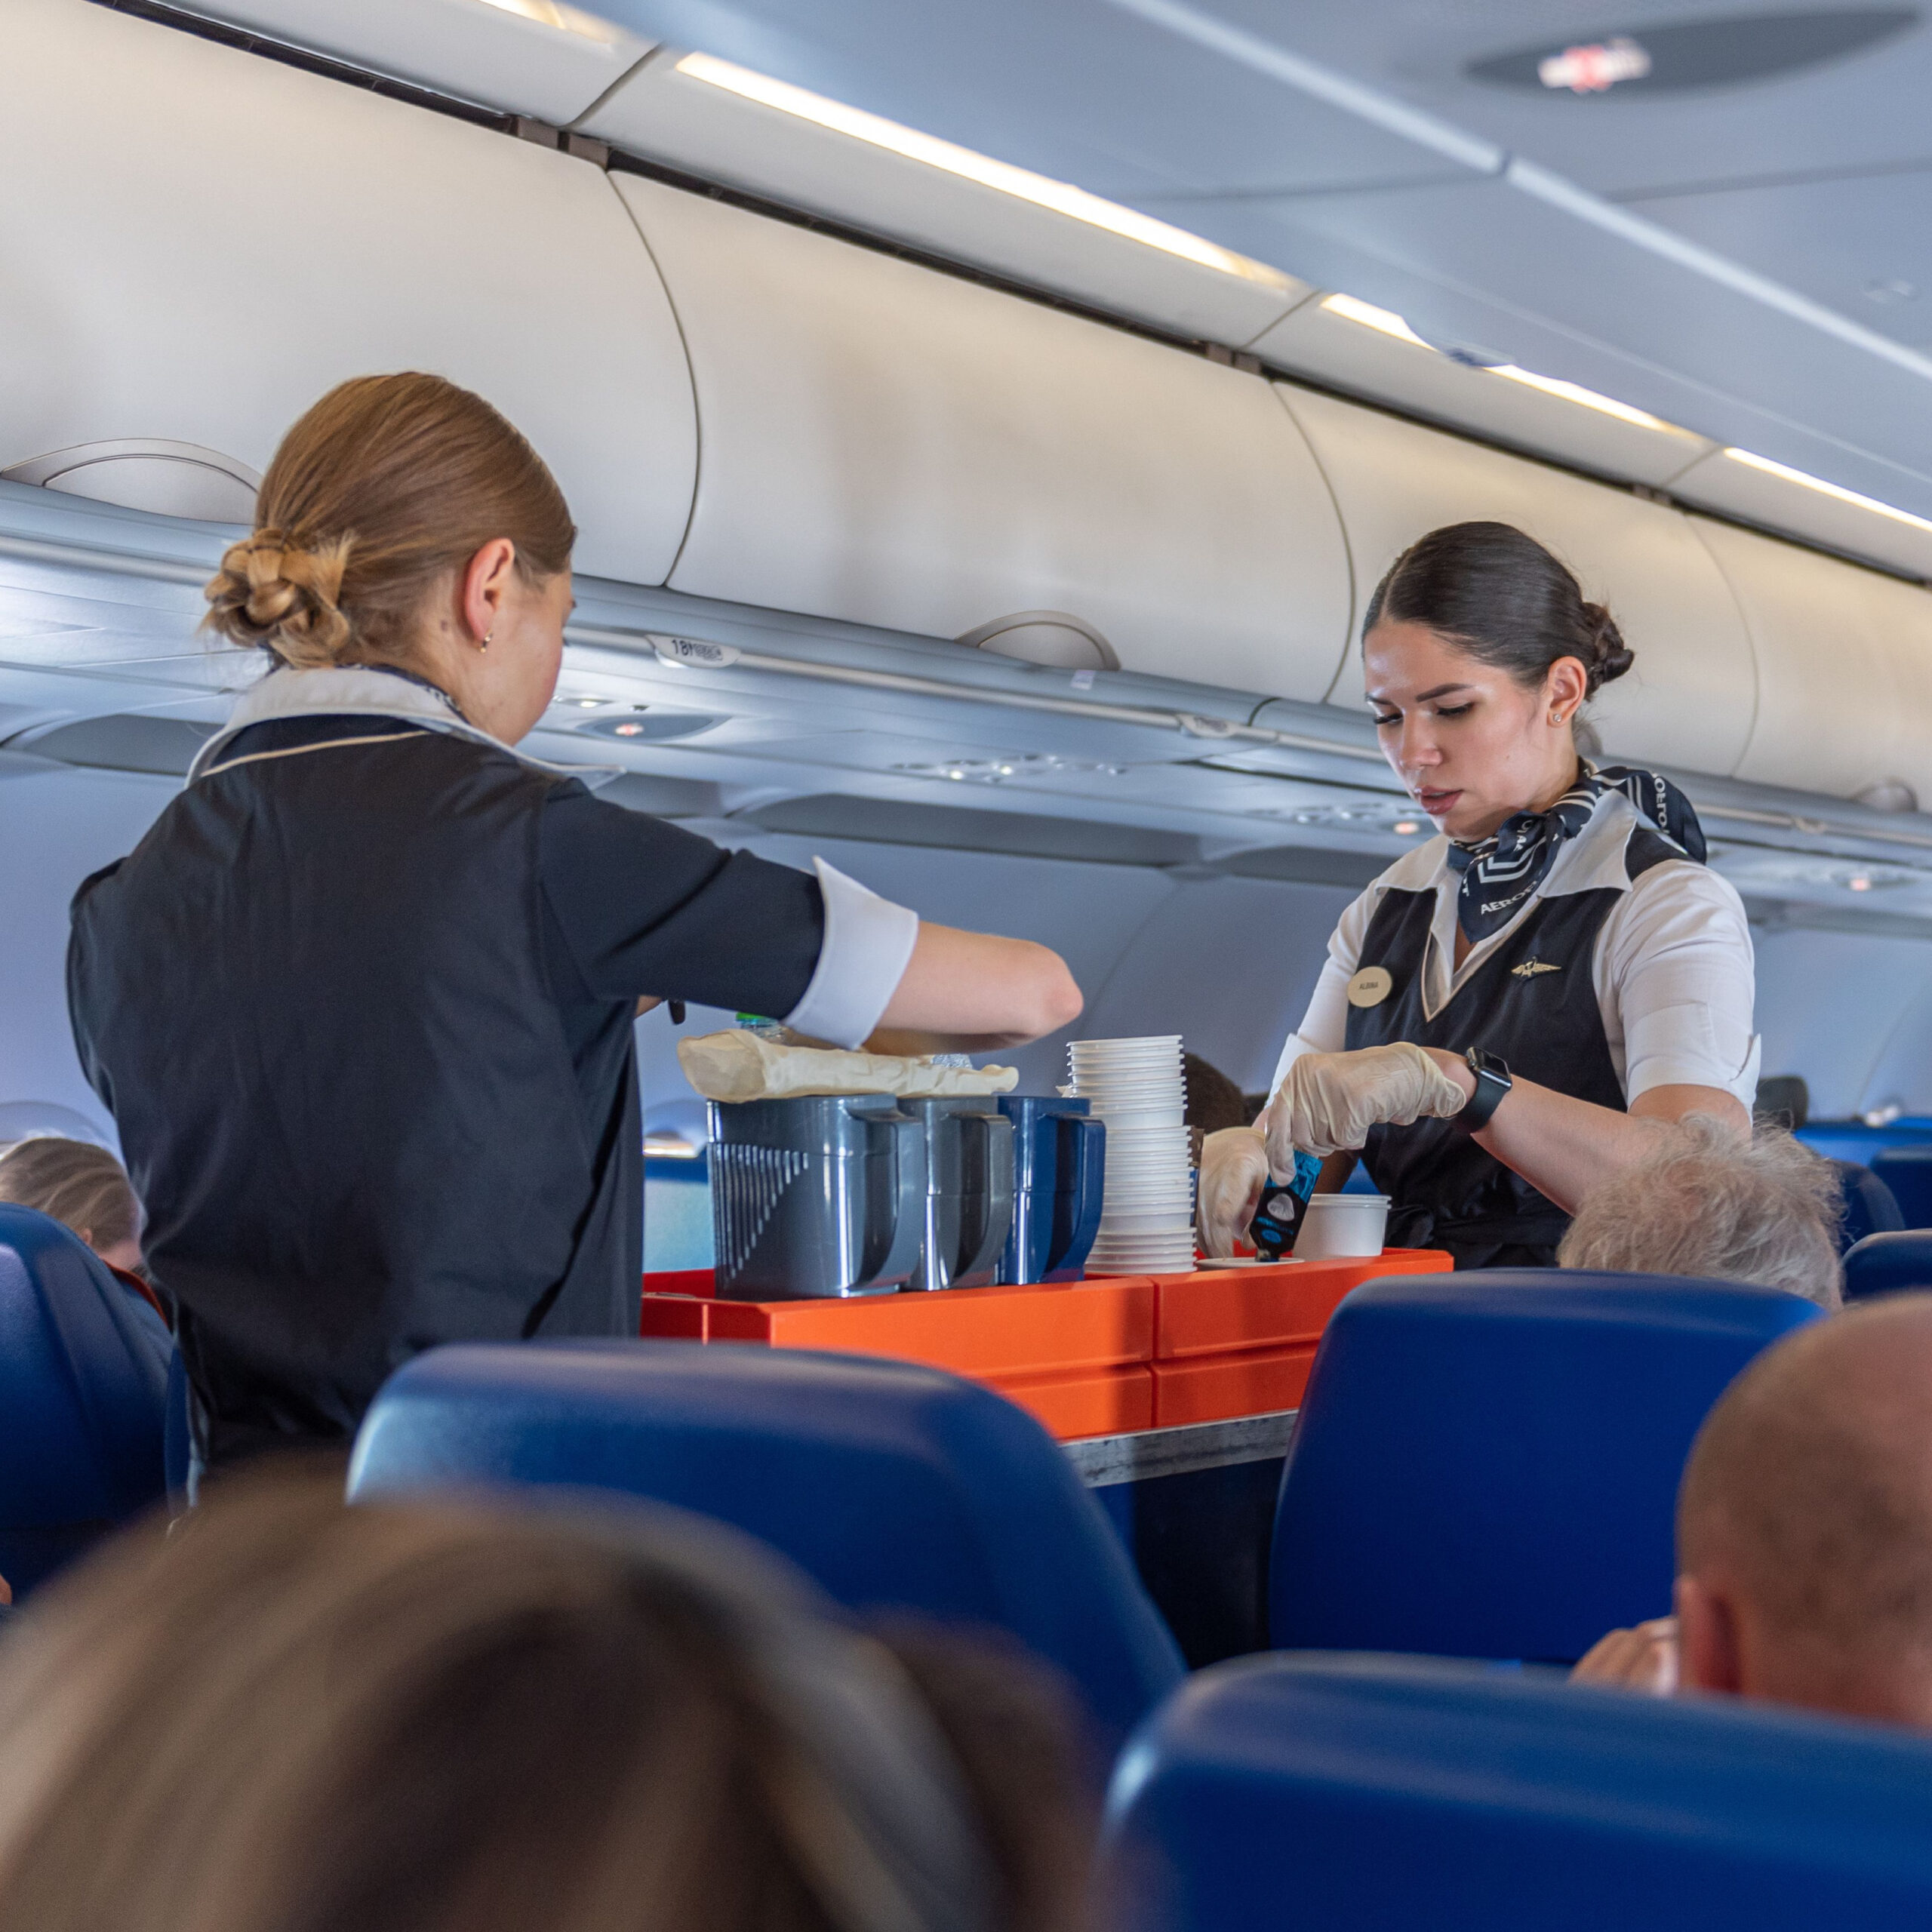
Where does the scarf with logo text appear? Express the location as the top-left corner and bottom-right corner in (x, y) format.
(1446, 764), (1706, 943)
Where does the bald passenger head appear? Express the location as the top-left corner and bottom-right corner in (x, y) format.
(1675, 1294), (1932, 1724)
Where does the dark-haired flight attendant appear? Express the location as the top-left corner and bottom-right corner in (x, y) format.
(1199, 520), (1757, 1269)
(67, 374), (1082, 1479)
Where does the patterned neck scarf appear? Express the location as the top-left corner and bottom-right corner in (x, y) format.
(1445, 763), (1707, 943)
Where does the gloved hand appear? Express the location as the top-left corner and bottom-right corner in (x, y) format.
(1263, 1042), (1468, 1166)
(1196, 1126), (1270, 1258)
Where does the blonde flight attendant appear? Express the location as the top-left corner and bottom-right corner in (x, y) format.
(68, 375), (1081, 1478)
(1199, 521), (1757, 1269)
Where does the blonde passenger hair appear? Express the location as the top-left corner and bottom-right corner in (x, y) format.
(202, 373), (576, 669)
(0, 1137), (140, 1253)
(0, 1473), (1095, 1932)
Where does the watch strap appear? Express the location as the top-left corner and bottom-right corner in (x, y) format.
(1460, 1049), (1512, 1134)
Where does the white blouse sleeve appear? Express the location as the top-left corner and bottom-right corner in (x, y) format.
(781, 859), (921, 1049)
(1595, 860), (1760, 1106)
(1267, 884), (1377, 1097)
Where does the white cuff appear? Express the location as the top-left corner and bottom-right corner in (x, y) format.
(782, 858), (920, 1050)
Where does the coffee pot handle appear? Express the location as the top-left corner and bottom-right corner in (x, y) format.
(952, 1113), (1016, 1289)
(853, 1109), (928, 1292)
(1047, 1115), (1107, 1281)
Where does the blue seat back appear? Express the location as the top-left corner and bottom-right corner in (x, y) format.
(1103, 1654), (1932, 1932)
(1798, 1118), (1932, 1167)
(349, 1340), (1184, 1745)
(1838, 1161), (1907, 1251)
(1269, 1271), (1822, 1661)
(0, 1206), (171, 1593)
(1872, 1146), (1932, 1228)
(1844, 1230), (1932, 1303)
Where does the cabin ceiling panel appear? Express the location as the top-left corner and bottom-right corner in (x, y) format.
(2, 0), (697, 585)
(620, 174), (1353, 702)
(1279, 384), (1758, 778)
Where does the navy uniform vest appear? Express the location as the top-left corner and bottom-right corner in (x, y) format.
(1344, 820), (1682, 1269)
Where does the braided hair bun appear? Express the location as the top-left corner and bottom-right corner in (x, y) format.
(203, 531), (352, 667)
(1580, 601), (1635, 694)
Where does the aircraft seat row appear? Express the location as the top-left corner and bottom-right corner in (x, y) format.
(14, 1192), (1932, 1917)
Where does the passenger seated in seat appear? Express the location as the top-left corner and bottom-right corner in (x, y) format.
(1576, 1295), (1932, 1724)
(0, 1471), (1095, 1932)
(1556, 1115), (1842, 1308)
(0, 1136), (165, 1321)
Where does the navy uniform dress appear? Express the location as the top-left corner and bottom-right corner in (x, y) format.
(66, 667), (903, 1476)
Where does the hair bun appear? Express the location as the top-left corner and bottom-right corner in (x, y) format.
(1582, 601), (1635, 691)
(202, 529), (352, 666)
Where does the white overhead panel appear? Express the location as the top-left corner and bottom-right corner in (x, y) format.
(1278, 383), (1756, 777)
(0, 0), (695, 584)
(1692, 515), (1932, 807)
(582, 57), (1311, 349)
(171, 0), (654, 123)
(1248, 296), (1712, 490)
(617, 176), (1352, 702)
(1670, 445), (1932, 584)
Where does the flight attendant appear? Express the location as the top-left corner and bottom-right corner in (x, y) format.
(1199, 520), (1757, 1269)
(68, 374), (1081, 1478)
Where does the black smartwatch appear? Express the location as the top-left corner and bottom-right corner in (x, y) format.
(1459, 1048), (1513, 1133)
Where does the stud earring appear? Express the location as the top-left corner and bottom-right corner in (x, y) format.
(478, 628), (494, 653)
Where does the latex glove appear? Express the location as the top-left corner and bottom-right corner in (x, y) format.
(1197, 1126), (1270, 1258)
(1264, 1042), (1467, 1165)
(1571, 1617), (1679, 1697)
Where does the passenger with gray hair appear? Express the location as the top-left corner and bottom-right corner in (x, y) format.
(1556, 1114), (1842, 1309)
(1576, 1294), (1932, 1724)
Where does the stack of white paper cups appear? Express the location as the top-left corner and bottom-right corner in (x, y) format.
(1067, 1035), (1195, 1275)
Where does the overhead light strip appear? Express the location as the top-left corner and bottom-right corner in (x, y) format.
(472, 0), (626, 43)
(1721, 448), (1932, 538)
(673, 51), (1297, 289)
(1321, 294), (1686, 434)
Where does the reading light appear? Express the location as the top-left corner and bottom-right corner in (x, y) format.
(474, 0), (623, 41)
(1723, 448), (1932, 537)
(1320, 292), (1432, 348)
(1849, 874), (1874, 892)
(1392, 819), (1422, 835)
(1488, 365), (1676, 431)
(673, 53), (1295, 288)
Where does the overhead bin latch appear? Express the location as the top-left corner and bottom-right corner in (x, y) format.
(652, 635), (743, 670)
(1176, 713), (1241, 740)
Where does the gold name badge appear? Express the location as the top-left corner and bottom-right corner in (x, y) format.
(1346, 965), (1393, 1008)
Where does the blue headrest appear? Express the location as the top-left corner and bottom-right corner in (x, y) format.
(349, 1340), (1184, 1744)
(1104, 1654), (1932, 1932)
(1270, 1270), (1822, 1662)
(1872, 1147), (1932, 1228)
(1844, 1230), (1932, 1303)
(1838, 1161), (1908, 1252)
(0, 1206), (171, 1592)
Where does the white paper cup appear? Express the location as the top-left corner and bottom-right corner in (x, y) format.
(1291, 1194), (1390, 1261)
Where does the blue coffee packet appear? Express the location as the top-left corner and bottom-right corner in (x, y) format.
(1248, 1149), (1322, 1260)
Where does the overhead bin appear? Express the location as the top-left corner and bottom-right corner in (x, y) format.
(171, 0), (654, 124)
(0, 0), (696, 583)
(614, 175), (1354, 703)
(1251, 300), (1712, 491)
(1691, 516), (1932, 805)
(585, 60), (1309, 352)
(1670, 447), (1932, 586)
(1278, 386), (1757, 779)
